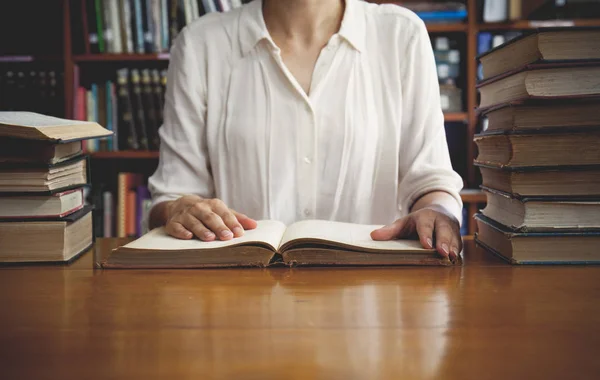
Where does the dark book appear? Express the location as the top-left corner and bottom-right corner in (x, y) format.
(474, 131), (600, 168)
(478, 29), (600, 80)
(0, 206), (93, 264)
(477, 62), (600, 110)
(0, 155), (88, 194)
(94, 0), (106, 53)
(86, 0), (100, 53)
(141, 69), (159, 150)
(104, 220), (455, 268)
(116, 68), (139, 150)
(97, 83), (108, 151)
(130, 69), (149, 150)
(475, 213), (600, 264)
(151, 69), (164, 126)
(481, 187), (600, 231)
(482, 100), (600, 133)
(0, 139), (82, 165)
(478, 165), (600, 197)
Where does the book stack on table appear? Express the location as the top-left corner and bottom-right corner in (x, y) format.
(0, 112), (111, 263)
(473, 28), (600, 264)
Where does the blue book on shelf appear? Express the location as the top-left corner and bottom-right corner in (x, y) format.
(477, 32), (493, 80)
(416, 10), (468, 22)
(105, 81), (113, 151)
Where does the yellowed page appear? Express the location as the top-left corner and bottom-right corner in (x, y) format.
(280, 220), (428, 252)
(0, 112), (96, 128)
(121, 220), (287, 252)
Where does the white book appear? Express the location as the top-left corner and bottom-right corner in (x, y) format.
(183, 0), (193, 25)
(120, 0), (134, 53)
(110, 0), (123, 53)
(483, 0), (508, 23)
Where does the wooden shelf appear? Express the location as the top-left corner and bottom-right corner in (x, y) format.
(460, 189), (486, 203)
(478, 19), (600, 30)
(444, 112), (468, 122)
(73, 53), (170, 62)
(425, 23), (468, 33)
(90, 151), (159, 159)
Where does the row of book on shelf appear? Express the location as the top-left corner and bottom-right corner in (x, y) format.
(74, 0), (250, 55)
(473, 27), (600, 264)
(0, 112), (111, 263)
(482, 0), (600, 23)
(75, 67), (166, 152)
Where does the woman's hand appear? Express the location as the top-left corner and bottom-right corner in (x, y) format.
(165, 195), (257, 241)
(370, 204), (462, 260)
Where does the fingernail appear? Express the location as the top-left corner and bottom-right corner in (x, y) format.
(441, 243), (450, 256)
(426, 238), (433, 248)
(203, 231), (215, 240)
(221, 230), (233, 239)
(233, 227), (244, 236)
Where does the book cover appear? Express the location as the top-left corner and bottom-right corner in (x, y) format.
(130, 69), (149, 149)
(116, 68), (139, 150)
(109, 0), (122, 53)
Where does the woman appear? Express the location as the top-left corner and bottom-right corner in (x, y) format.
(148, 0), (464, 260)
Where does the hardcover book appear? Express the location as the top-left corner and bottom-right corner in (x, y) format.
(103, 220), (457, 268)
(475, 213), (600, 264)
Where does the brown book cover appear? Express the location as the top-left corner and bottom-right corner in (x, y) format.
(474, 131), (600, 168)
(102, 220), (457, 268)
(476, 61), (600, 111)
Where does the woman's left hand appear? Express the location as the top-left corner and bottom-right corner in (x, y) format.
(370, 204), (462, 260)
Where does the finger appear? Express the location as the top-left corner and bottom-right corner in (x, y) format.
(188, 203), (233, 240)
(449, 231), (463, 261)
(434, 218), (454, 258)
(233, 211), (258, 230)
(210, 200), (244, 237)
(180, 214), (216, 241)
(371, 217), (412, 241)
(165, 221), (193, 240)
(415, 218), (435, 249)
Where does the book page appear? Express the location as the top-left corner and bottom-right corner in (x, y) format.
(121, 220), (287, 252)
(0, 112), (94, 128)
(280, 220), (429, 252)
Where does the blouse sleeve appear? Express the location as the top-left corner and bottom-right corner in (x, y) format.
(397, 20), (463, 218)
(148, 28), (215, 209)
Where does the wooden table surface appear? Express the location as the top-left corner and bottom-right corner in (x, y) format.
(1, 239), (599, 380)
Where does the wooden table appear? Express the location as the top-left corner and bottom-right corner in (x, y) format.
(1, 239), (599, 379)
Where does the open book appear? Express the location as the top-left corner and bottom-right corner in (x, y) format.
(104, 220), (456, 268)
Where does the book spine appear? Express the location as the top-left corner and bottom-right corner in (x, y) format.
(191, 0), (200, 18)
(152, 0), (162, 53)
(168, 0), (179, 45)
(141, 69), (159, 150)
(160, 0), (169, 51)
(183, 0), (192, 25)
(103, 191), (114, 237)
(117, 173), (126, 237)
(110, 81), (119, 151)
(106, 81), (113, 151)
(151, 69), (164, 127)
(103, 0), (114, 53)
(110, 0), (123, 53)
(133, 0), (145, 53)
(143, 0), (154, 53)
(81, 0), (92, 54)
(95, 0), (106, 53)
(116, 68), (139, 150)
(120, 0), (134, 53)
(136, 185), (150, 237)
(87, 0), (99, 53)
(131, 69), (149, 150)
(126, 189), (137, 237)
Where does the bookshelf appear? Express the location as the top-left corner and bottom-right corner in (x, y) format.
(4, 0), (598, 238)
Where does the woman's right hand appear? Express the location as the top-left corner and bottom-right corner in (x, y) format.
(164, 195), (257, 241)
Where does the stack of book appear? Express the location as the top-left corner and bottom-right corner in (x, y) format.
(473, 28), (600, 264)
(76, 67), (166, 152)
(0, 112), (111, 263)
(75, 0), (249, 54)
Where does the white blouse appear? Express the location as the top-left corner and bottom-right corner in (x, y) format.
(148, 0), (463, 226)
